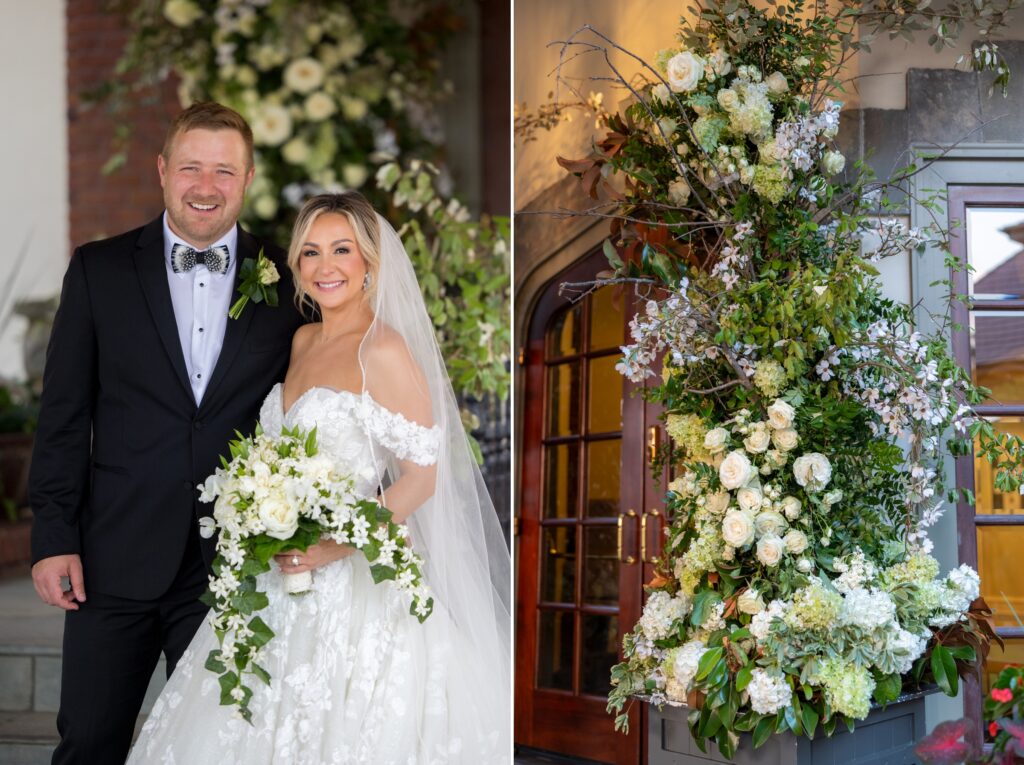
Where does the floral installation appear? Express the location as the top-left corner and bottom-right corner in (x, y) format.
(536, 0), (1024, 758)
(95, 0), (510, 410)
(197, 424), (432, 722)
(228, 247), (280, 319)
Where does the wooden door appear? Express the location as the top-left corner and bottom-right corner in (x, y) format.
(516, 251), (667, 764)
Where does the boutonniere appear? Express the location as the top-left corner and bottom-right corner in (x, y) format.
(229, 248), (280, 320)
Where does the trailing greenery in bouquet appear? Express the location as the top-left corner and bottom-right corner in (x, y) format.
(196, 424), (432, 722)
(547, 0), (1024, 758)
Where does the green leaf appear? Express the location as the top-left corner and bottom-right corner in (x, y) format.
(369, 563), (397, 583)
(204, 649), (226, 674)
(931, 644), (959, 696)
(695, 647), (724, 682)
(247, 616), (274, 648)
(736, 664), (754, 691)
(801, 704), (819, 739)
(250, 662), (271, 686)
(602, 238), (624, 271)
(752, 716), (774, 748)
(873, 672), (902, 706)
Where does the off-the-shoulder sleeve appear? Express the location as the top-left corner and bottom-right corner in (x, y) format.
(358, 395), (441, 466)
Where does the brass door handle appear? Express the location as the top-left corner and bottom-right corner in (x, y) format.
(647, 426), (659, 463)
(617, 509), (637, 565)
(641, 508), (662, 564)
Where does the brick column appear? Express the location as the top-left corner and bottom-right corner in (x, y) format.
(66, 0), (179, 251)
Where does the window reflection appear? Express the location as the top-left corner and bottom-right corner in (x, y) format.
(967, 207), (1024, 299)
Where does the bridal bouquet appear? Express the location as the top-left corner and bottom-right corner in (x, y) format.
(545, 0), (1022, 757)
(196, 424), (433, 722)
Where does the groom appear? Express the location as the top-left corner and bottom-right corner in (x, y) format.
(29, 102), (303, 764)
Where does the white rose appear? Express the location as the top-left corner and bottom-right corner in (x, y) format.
(793, 453), (832, 492)
(772, 428), (799, 452)
(784, 529), (808, 554)
(213, 493), (237, 527)
(258, 492), (300, 540)
(737, 486), (763, 514)
(252, 104), (293, 146)
(781, 496), (802, 520)
(705, 491), (730, 514)
(304, 91), (337, 121)
(282, 137), (311, 166)
(797, 557), (814, 573)
(822, 150), (846, 175)
(283, 57), (325, 94)
(668, 177), (691, 206)
(823, 489), (844, 507)
(651, 83), (671, 103)
(765, 71), (789, 95)
(738, 588), (766, 614)
(666, 50), (705, 93)
(756, 535), (785, 567)
(722, 509), (756, 547)
(719, 450), (754, 490)
(708, 48), (732, 78)
(164, 0), (203, 28)
(717, 88), (739, 111)
(755, 511), (787, 538)
(743, 424), (771, 454)
(704, 427), (730, 454)
(766, 399), (795, 429)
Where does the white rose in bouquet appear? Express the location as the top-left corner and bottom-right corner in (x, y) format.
(722, 508), (756, 547)
(772, 428), (799, 452)
(667, 50), (705, 92)
(793, 453), (832, 492)
(765, 71), (789, 95)
(707, 48), (732, 78)
(783, 529), (808, 554)
(704, 427), (730, 454)
(822, 150), (846, 175)
(743, 424), (771, 453)
(719, 450), (754, 490)
(766, 399), (796, 429)
(737, 486), (763, 514)
(717, 88), (740, 111)
(755, 510), (787, 537)
(756, 535), (785, 566)
(738, 588), (766, 614)
(781, 496), (802, 520)
(283, 57), (325, 94)
(823, 489), (843, 507)
(259, 491), (300, 540)
(651, 83), (671, 103)
(705, 491), (731, 514)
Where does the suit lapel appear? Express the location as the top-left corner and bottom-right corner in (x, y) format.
(198, 224), (258, 413)
(133, 216), (194, 403)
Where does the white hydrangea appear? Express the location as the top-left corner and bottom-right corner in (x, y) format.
(839, 588), (896, 631)
(672, 639), (708, 689)
(885, 627), (928, 675)
(751, 599), (787, 641)
(747, 668), (793, 714)
(639, 591), (691, 641)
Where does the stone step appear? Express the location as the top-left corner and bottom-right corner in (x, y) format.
(0, 710), (150, 765)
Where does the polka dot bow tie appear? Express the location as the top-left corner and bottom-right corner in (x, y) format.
(170, 243), (231, 275)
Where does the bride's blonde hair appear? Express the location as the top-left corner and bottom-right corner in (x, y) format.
(287, 192), (382, 317)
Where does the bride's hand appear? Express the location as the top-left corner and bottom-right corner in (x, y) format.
(275, 541), (354, 573)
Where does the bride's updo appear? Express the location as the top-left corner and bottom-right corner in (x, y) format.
(287, 191), (382, 316)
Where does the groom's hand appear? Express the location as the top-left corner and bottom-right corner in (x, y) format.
(32, 554), (86, 610)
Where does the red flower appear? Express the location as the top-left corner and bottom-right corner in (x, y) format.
(990, 721), (1000, 738)
(991, 687), (1014, 703)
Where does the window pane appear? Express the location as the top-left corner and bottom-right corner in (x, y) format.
(585, 439), (621, 518)
(540, 525), (577, 604)
(974, 417), (1024, 515)
(543, 443), (579, 520)
(547, 303), (581, 358)
(537, 610), (574, 691)
(589, 286), (623, 351)
(580, 613), (618, 696)
(977, 525), (1024, 627)
(967, 207), (1024, 299)
(588, 355), (623, 433)
(971, 313), (1024, 403)
(546, 362), (580, 436)
(583, 525), (619, 606)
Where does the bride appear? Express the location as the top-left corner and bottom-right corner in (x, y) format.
(128, 192), (511, 764)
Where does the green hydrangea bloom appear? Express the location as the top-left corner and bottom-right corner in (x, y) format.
(752, 163), (789, 204)
(693, 114), (729, 153)
(753, 359), (787, 397)
(785, 581), (841, 631)
(817, 658), (875, 719)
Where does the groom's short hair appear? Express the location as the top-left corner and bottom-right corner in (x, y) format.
(162, 102), (255, 169)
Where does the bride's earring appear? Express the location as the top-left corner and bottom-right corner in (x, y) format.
(362, 273), (372, 291)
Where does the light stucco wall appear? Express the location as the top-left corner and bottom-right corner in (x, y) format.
(0, 0), (68, 381)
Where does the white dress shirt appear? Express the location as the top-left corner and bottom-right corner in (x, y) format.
(162, 212), (238, 405)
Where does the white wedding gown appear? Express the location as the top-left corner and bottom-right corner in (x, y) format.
(128, 383), (507, 764)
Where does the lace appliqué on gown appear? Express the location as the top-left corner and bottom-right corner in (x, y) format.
(127, 384), (504, 765)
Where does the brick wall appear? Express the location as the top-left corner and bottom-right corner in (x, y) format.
(66, 0), (179, 251)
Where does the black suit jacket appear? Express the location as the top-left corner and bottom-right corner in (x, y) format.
(29, 215), (305, 600)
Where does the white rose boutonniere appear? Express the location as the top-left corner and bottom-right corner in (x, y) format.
(229, 248), (281, 319)
(666, 50), (706, 92)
